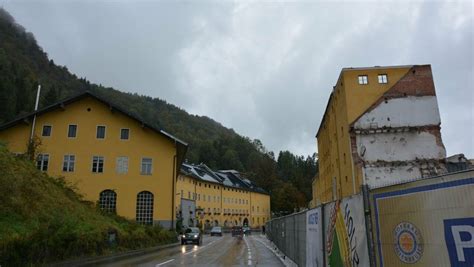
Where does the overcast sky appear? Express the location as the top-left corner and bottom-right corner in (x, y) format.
(4, 0), (473, 158)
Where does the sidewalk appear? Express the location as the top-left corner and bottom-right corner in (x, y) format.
(253, 234), (298, 267)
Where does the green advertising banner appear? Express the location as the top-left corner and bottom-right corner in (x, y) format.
(324, 194), (369, 267)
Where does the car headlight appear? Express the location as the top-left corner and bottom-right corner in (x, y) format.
(194, 234), (199, 238)
(182, 235), (186, 238)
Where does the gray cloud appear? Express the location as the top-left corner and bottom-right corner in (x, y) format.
(5, 1), (473, 158)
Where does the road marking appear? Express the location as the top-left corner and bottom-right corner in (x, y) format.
(244, 235), (253, 266)
(155, 258), (174, 266)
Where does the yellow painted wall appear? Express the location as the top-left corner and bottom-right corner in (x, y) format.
(250, 191), (271, 227)
(310, 175), (318, 208)
(314, 66), (411, 204)
(0, 96), (178, 227)
(176, 174), (270, 228)
(343, 67), (411, 124)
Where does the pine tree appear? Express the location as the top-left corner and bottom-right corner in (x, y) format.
(43, 86), (59, 106)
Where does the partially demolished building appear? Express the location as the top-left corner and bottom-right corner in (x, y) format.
(313, 65), (447, 204)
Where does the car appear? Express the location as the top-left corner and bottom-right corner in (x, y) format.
(181, 227), (202, 245)
(231, 226), (243, 237)
(243, 226), (251, 235)
(210, 226), (223, 236)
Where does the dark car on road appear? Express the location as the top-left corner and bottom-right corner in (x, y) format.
(210, 226), (223, 236)
(231, 226), (243, 237)
(181, 227), (202, 245)
(243, 226), (251, 235)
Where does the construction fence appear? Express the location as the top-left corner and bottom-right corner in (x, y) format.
(265, 169), (474, 267)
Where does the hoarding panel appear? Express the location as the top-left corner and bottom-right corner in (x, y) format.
(307, 207), (323, 267)
(324, 194), (370, 267)
(371, 172), (474, 267)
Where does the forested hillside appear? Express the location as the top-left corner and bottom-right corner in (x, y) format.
(0, 8), (317, 213)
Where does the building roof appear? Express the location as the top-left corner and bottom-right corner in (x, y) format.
(341, 65), (415, 72)
(0, 90), (188, 172)
(180, 163), (269, 195)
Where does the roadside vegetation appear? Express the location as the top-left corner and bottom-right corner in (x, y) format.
(0, 144), (177, 266)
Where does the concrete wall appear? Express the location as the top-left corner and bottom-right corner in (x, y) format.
(354, 96), (441, 129)
(356, 131), (445, 162)
(364, 165), (422, 188)
(353, 93), (446, 188)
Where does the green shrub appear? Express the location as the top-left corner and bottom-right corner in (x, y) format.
(0, 145), (177, 265)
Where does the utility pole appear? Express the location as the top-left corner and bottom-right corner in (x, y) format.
(29, 84), (41, 142)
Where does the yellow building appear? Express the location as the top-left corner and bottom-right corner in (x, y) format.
(0, 91), (187, 229)
(314, 65), (446, 205)
(176, 163), (271, 229)
(309, 173), (318, 208)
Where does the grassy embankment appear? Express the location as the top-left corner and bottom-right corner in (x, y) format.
(0, 145), (177, 265)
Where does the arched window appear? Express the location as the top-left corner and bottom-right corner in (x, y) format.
(99, 190), (117, 213)
(136, 191), (154, 225)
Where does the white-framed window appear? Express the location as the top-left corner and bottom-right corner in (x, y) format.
(92, 156), (104, 173)
(208, 195), (211, 202)
(68, 124), (77, 138)
(378, 74), (388, 84)
(136, 191), (154, 225)
(62, 155), (75, 172)
(99, 190), (117, 213)
(120, 128), (130, 140)
(116, 156), (129, 174)
(42, 125), (52, 137)
(203, 194), (206, 201)
(36, 154), (49, 171)
(358, 75), (368, 85)
(96, 125), (106, 139)
(141, 157), (152, 175)
(188, 191), (191, 199)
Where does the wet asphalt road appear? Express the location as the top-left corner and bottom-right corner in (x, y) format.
(99, 234), (284, 267)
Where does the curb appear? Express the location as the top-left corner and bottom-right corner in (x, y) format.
(50, 242), (180, 267)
